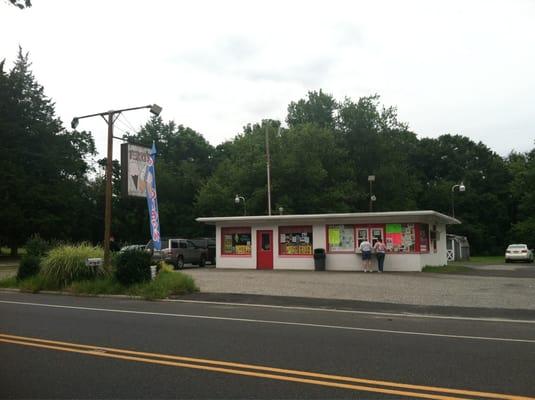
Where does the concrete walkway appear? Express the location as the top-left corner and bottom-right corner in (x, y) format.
(183, 268), (535, 310)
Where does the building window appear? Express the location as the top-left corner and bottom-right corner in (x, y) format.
(385, 223), (416, 252)
(261, 233), (270, 251)
(356, 227), (369, 247)
(279, 226), (313, 255)
(370, 227), (384, 246)
(327, 224), (355, 252)
(221, 227), (251, 255)
(419, 224), (429, 253)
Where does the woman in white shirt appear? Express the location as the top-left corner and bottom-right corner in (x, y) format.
(359, 239), (373, 272)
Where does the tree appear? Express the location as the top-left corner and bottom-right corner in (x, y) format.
(7, 0), (31, 9)
(286, 89), (337, 129)
(117, 117), (216, 240)
(0, 49), (95, 254)
(507, 146), (535, 249)
(412, 135), (511, 254)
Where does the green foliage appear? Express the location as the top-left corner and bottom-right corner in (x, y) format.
(158, 262), (174, 273)
(1, 46), (533, 257)
(69, 278), (125, 296)
(24, 234), (50, 257)
(41, 244), (106, 287)
(0, 276), (17, 288)
(130, 271), (198, 300)
(17, 255), (41, 280)
(18, 274), (53, 292)
(0, 49), (96, 253)
(422, 265), (471, 273)
(114, 249), (152, 285)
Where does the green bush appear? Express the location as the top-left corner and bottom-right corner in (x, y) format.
(130, 271), (198, 300)
(114, 250), (152, 285)
(41, 244), (106, 287)
(17, 255), (41, 281)
(25, 234), (50, 257)
(0, 276), (17, 288)
(18, 274), (54, 292)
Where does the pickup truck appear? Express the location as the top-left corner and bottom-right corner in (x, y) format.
(148, 238), (208, 269)
(190, 238), (216, 265)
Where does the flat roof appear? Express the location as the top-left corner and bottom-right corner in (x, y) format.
(197, 210), (460, 225)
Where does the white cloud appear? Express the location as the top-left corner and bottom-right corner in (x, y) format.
(1, 0), (534, 159)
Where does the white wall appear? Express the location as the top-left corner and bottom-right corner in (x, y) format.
(215, 221), (449, 272)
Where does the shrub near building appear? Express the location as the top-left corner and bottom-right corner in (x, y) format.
(114, 250), (152, 285)
(17, 234), (51, 281)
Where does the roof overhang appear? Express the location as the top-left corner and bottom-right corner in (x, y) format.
(197, 210), (460, 226)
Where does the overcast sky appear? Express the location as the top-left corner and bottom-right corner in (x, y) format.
(2, 0), (534, 160)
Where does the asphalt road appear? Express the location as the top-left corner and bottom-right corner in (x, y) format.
(1, 291), (535, 399)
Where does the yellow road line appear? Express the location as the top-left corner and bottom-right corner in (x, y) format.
(1, 333), (533, 400)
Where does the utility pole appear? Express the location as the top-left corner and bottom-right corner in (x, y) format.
(71, 104), (162, 270)
(265, 125), (272, 215)
(368, 175), (375, 212)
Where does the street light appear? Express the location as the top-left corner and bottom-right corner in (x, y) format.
(368, 175), (376, 212)
(235, 194), (246, 216)
(71, 104), (162, 270)
(451, 182), (466, 218)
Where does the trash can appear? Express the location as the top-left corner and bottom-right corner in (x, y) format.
(313, 248), (326, 271)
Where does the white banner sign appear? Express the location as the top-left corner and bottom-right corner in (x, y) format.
(121, 143), (152, 198)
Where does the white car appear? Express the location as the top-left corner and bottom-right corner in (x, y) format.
(505, 244), (534, 263)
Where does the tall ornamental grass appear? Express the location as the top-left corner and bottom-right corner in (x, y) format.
(41, 244), (107, 287)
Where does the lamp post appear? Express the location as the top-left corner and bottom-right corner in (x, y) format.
(368, 175), (376, 212)
(71, 104), (162, 270)
(235, 194), (246, 216)
(451, 182), (466, 218)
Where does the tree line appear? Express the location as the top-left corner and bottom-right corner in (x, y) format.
(1, 50), (534, 255)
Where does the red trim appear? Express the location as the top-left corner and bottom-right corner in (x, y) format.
(221, 227), (252, 256)
(325, 224), (357, 254)
(278, 225), (313, 256)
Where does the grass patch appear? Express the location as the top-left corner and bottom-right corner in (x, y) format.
(423, 265), (472, 273)
(18, 274), (58, 293)
(129, 271), (199, 300)
(1, 270), (198, 300)
(0, 276), (17, 288)
(449, 256), (504, 266)
(68, 278), (125, 296)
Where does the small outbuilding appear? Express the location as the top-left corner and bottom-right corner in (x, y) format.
(446, 234), (470, 262)
(197, 210), (459, 272)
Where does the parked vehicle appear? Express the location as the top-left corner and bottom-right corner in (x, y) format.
(505, 244), (534, 263)
(190, 238), (216, 265)
(147, 238), (208, 269)
(119, 244), (147, 253)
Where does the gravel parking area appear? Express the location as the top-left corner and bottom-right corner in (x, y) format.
(184, 268), (535, 310)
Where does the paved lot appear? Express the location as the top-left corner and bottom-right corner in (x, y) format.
(184, 267), (535, 310)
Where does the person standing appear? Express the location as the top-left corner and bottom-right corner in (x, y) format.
(359, 239), (373, 272)
(373, 238), (386, 272)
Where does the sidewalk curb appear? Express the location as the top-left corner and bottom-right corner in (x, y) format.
(0, 288), (143, 300)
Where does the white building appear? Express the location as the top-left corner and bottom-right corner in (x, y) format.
(197, 210), (459, 272)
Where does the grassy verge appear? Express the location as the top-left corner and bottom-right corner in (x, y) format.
(449, 256), (504, 266)
(0, 270), (198, 300)
(422, 265), (472, 273)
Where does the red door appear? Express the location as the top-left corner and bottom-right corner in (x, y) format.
(256, 230), (273, 269)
